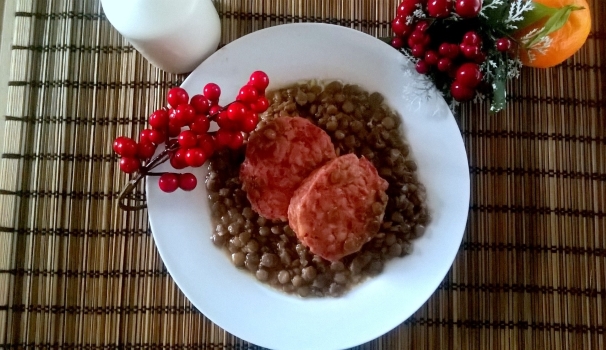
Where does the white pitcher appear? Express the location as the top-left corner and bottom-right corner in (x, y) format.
(101, 0), (222, 74)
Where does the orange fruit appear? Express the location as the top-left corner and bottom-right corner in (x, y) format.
(516, 0), (591, 68)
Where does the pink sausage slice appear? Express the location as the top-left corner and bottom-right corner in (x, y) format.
(240, 116), (336, 221)
(288, 154), (389, 261)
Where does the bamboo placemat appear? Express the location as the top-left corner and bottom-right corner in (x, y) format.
(1, 0), (604, 348)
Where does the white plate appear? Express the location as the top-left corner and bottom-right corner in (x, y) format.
(147, 23), (470, 350)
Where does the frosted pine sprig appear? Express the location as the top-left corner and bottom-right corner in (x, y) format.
(505, 0), (535, 30)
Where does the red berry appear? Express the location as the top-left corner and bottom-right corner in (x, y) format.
(119, 157), (140, 173)
(240, 112), (259, 133)
(437, 57), (452, 72)
(462, 31), (481, 45)
(203, 83), (221, 101)
(137, 141), (156, 159)
(409, 31), (425, 45)
(149, 109), (169, 129)
(208, 105), (222, 116)
(227, 102), (248, 122)
(113, 136), (137, 157)
(250, 96), (270, 113)
(197, 133), (215, 156)
(167, 87), (189, 108)
(158, 173), (179, 193)
(391, 17), (410, 37)
(227, 132), (244, 150)
(415, 21), (430, 33)
(496, 37), (512, 52)
(216, 111), (238, 130)
(178, 173), (198, 191)
(460, 43), (480, 59)
(455, 0), (482, 18)
(214, 129), (233, 149)
(411, 44), (425, 58)
(185, 148), (207, 167)
(249, 71), (270, 92)
(425, 50), (439, 65)
(456, 62), (483, 88)
(170, 148), (188, 169)
(415, 60), (430, 74)
(190, 94), (210, 114)
(450, 81), (475, 101)
(397, 0), (419, 17)
(139, 129), (153, 143)
(178, 130), (198, 149)
(427, 0), (451, 18)
(473, 51), (487, 64)
(168, 123), (181, 138)
(147, 129), (166, 145)
(190, 115), (211, 134)
(237, 85), (259, 104)
(176, 104), (197, 126)
(391, 37), (404, 49)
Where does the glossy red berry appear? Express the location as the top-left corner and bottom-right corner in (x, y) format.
(215, 112), (238, 131)
(462, 31), (481, 45)
(450, 81), (475, 101)
(197, 134), (215, 156)
(437, 57), (452, 72)
(227, 132), (244, 150)
(208, 105), (222, 116)
(113, 136), (138, 157)
(249, 71), (270, 92)
(496, 37), (512, 52)
(438, 43), (459, 59)
(167, 87), (189, 108)
(178, 173), (198, 191)
(415, 21), (430, 33)
(240, 112), (259, 133)
(185, 148), (207, 167)
(214, 129), (233, 149)
(473, 51), (487, 64)
(139, 129), (153, 144)
(178, 130), (198, 149)
(149, 109), (169, 129)
(203, 83), (221, 101)
(189, 115), (211, 134)
(456, 63), (483, 88)
(190, 94), (210, 114)
(460, 43), (480, 59)
(170, 148), (188, 169)
(391, 17), (410, 37)
(158, 173), (179, 193)
(227, 102), (248, 121)
(397, 0), (419, 17)
(147, 129), (165, 145)
(427, 0), (451, 18)
(411, 44), (425, 58)
(237, 85), (259, 104)
(424, 50), (439, 65)
(250, 96), (270, 113)
(137, 141), (156, 159)
(408, 31), (425, 45)
(415, 60), (430, 74)
(119, 157), (140, 173)
(455, 0), (482, 18)
(168, 123), (181, 138)
(391, 37), (404, 49)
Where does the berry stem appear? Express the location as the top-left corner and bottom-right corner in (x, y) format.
(117, 140), (180, 211)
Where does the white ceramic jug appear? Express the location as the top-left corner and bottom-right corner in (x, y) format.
(101, 0), (221, 74)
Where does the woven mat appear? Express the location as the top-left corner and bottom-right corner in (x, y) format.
(1, 0), (605, 348)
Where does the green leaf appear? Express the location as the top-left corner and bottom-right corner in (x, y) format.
(490, 58), (508, 113)
(524, 5), (584, 48)
(517, 2), (558, 29)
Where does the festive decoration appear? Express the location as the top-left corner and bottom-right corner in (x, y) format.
(389, 0), (591, 112)
(113, 71), (270, 210)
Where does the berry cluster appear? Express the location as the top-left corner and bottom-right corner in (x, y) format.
(390, 0), (514, 103)
(112, 71), (270, 194)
